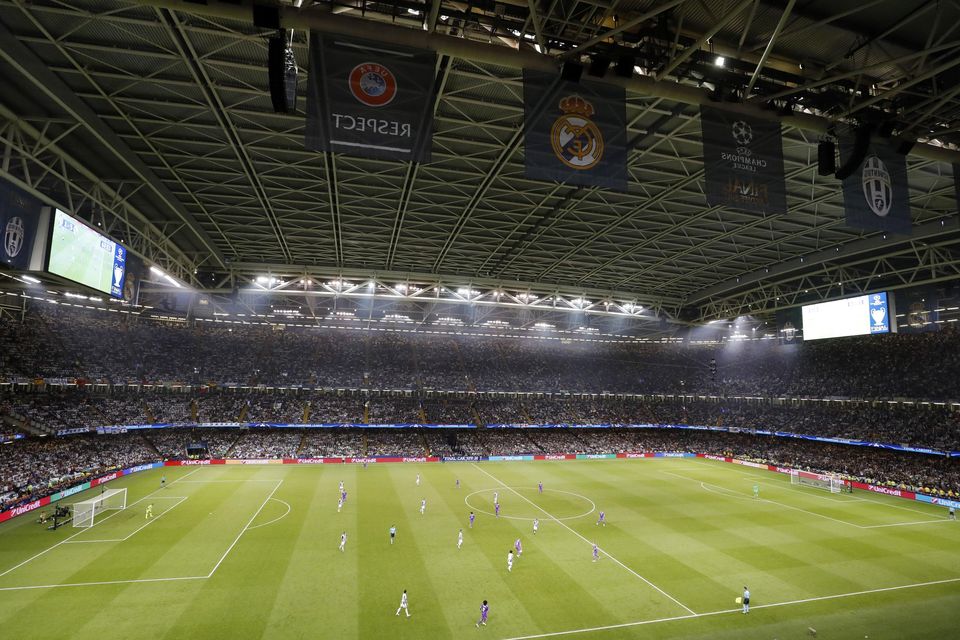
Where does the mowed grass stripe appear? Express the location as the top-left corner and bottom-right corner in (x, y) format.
(156, 472), (299, 640)
(356, 464), (456, 638)
(258, 464), (360, 639)
(467, 463), (698, 620)
(1, 461), (958, 640)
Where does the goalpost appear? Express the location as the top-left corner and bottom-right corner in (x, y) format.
(72, 488), (128, 528)
(790, 470), (846, 494)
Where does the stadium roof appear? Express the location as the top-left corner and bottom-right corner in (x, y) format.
(1, 0), (959, 330)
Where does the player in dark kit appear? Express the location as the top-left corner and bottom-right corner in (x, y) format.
(476, 600), (489, 627)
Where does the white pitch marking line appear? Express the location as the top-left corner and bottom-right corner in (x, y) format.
(463, 487), (596, 522)
(498, 576), (960, 640)
(861, 518), (952, 529)
(663, 470), (867, 529)
(471, 463), (696, 616)
(246, 498), (292, 531)
(0, 575), (207, 592)
(176, 479), (280, 483)
(0, 468), (200, 579)
(64, 496), (189, 543)
(700, 458), (944, 519)
(205, 479), (283, 577)
(742, 478), (869, 503)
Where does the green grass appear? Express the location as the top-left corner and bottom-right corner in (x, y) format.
(1, 458), (958, 639)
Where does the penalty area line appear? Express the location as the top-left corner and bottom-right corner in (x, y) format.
(0, 468), (201, 580)
(0, 575), (207, 592)
(498, 576), (960, 640)
(471, 464), (696, 616)
(206, 479), (283, 577)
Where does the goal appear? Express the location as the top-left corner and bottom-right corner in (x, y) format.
(790, 470), (845, 493)
(72, 488), (127, 528)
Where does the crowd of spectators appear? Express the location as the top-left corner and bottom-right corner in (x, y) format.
(0, 432), (155, 512)
(3, 304), (960, 399)
(4, 392), (960, 450)
(4, 427), (959, 516)
(2, 303), (960, 517)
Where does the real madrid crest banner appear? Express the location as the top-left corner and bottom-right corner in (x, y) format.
(840, 136), (912, 234)
(522, 70), (628, 191)
(699, 106), (787, 215)
(305, 32), (437, 162)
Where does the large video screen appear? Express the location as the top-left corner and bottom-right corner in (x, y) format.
(801, 292), (892, 341)
(47, 209), (126, 298)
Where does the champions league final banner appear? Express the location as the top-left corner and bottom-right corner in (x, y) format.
(840, 134), (912, 234)
(305, 33), (436, 162)
(699, 106), (787, 215)
(522, 70), (628, 191)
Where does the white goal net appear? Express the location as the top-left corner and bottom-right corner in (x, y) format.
(72, 488), (127, 528)
(790, 470), (845, 493)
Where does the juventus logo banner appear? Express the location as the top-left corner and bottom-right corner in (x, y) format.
(840, 136), (912, 234)
(699, 106), (787, 215)
(305, 33), (436, 162)
(522, 70), (627, 191)
(0, 180), (42, 271)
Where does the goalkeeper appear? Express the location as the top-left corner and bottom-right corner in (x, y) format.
(145, 503), (154, 520)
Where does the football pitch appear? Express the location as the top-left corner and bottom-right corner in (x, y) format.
(1, 458), (958, 639)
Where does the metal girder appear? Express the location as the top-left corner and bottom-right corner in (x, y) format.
(744, 0), (795, 96)
(110, 0), (960, 164)
(656, 0), (755, 80)
(0, 13), (225, 271)
(693, 231), (960, 321)
(1, 0), (958, 333)
(0, 106), (201, 283)
(688, 216), (960, 306)
(156, 8), (292, 262)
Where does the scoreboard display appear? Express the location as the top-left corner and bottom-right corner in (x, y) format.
(47, 209), (126, 298)
(801, 292), (893, 341)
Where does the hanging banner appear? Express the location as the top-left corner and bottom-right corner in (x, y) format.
(523, 70), (627, 191)
(954, 164), (960, 227)
(0, 180), (45, 271)
(775, 306), (802, 343)
(305, 33), (436, 162)
(895, 286), (939, 333)
(840, 137), (912, 234)
(699, 106), (787, 214)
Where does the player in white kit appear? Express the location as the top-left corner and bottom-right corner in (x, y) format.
(457, 529), (463, 549)
(420, 498), (426, 515)
(395, 589), (410, 617)
(507, 549), (514, 572)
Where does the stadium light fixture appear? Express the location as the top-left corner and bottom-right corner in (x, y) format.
(715, 56), (725, 67)
(21, 275), (41, 284)
(150, 266), (167, 278)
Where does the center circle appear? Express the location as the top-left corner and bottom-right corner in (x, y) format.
(464, 487), (596, 521)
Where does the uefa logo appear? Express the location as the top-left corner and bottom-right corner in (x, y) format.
(348, 62), (397, 107)
(861, 154), (892, 218)
(3, 216), (24, 259)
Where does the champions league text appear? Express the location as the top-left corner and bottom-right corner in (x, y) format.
(720, 151), (768, 173)
(332, 113), (411, 137)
